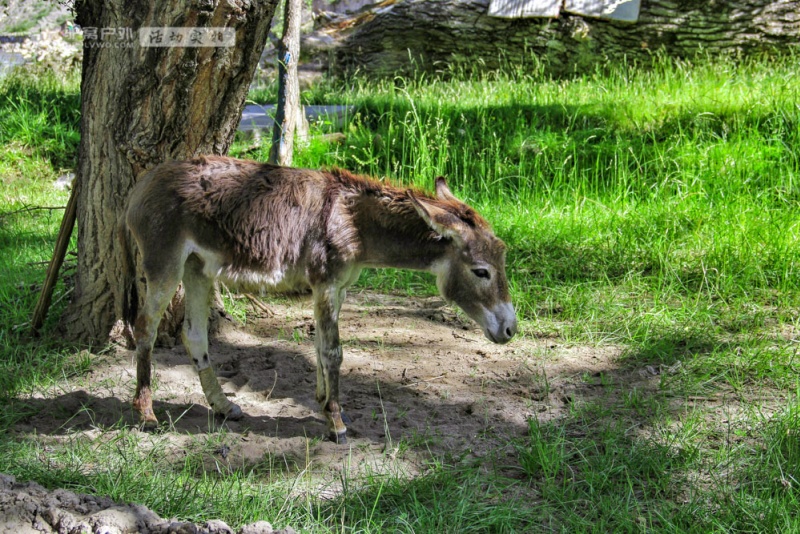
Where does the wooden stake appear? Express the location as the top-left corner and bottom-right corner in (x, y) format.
(31, 185), (78, 334)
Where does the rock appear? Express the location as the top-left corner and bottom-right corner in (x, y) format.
(0, 30), (81, 74)
(0, 474), (15, 489)
(206, 519), (235, 533)
(0, 474), (297, 534)
(238, 521), (273, 534)
(89, 506), (149, 533)
(152, 521), (199, 534)
(0, 0), (73, 36)
(54, 173), (75, 191)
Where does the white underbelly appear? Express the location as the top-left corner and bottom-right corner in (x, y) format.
(185, 239), (311, 295)
(218, 266), (311, 295)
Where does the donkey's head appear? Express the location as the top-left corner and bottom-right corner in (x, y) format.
(410, 178), (517, 344)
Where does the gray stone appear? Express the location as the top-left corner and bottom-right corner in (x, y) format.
(88, 506), (145, 533)
(0, 474), (15, 489)
(206, 519), (235, 533)
(238, 520), (273, 534)
(0, 474), (296, 534)
(54, 173), (75, 191)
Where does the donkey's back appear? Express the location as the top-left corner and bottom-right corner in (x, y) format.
(126, 155), (347, 293)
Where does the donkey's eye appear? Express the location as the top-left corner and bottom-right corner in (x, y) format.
(472, 268), (490, 280)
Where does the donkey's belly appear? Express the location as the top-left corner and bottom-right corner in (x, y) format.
(186, 239), (313, 296)
(218, 266), (312, 296)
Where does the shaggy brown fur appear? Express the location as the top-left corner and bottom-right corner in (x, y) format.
(130, 156), (490, 286)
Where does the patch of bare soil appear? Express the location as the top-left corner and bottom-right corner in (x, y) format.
(6, 291), (663, 529)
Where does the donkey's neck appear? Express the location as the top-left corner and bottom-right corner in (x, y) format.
(350, 189), (448, 271)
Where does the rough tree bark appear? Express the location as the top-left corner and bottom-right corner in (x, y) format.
(269, 0), (303, 166)
(62, 0), (278, 345)
(333, 0), (800, 77)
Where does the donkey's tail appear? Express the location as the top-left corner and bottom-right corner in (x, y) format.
(117, 218), (138, 330)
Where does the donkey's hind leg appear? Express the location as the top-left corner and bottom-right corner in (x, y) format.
(313, 284), (348, 443)
(182, 255), (242, 420)
(133, 261), (183, 427)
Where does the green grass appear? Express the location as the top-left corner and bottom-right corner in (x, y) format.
(0, 68), (83, 400)
(240, 53), (799, 348)
(2, 54), (800, 531)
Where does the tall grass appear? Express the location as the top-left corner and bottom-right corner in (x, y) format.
(238, 54), (800, 354)
(0, 68), (83, 401)
(241, 55), (800, 528)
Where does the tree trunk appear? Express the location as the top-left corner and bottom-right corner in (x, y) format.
(62, 0), (277, 345)
(333, 0), (800, 77)
(269, 0), (303, 166)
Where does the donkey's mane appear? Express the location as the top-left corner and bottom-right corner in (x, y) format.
(325, 166), (490, 231)
(180, 156), (488, 229)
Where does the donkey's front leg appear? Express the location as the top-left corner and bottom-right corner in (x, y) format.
(183, 257), (242, 421)
(313, 285), (347, 443)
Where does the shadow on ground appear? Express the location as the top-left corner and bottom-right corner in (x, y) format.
(9, 291), (702, 483)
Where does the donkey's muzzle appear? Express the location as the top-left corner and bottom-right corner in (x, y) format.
(483, 302), (517, 344)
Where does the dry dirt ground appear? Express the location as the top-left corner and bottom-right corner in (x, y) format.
(5, 290), (660, 532)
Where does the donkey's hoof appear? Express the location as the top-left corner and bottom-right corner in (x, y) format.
(139, 416), (159, 431)
(136, 408), (159, 429)
(218, 403), (243, 421)
(329, 430), (347, 444)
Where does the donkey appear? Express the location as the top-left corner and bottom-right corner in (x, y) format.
(124, 155), (516, 443)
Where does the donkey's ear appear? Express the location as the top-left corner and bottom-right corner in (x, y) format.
(409, 190), (465, 243)
(435, 176), (459, 202)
